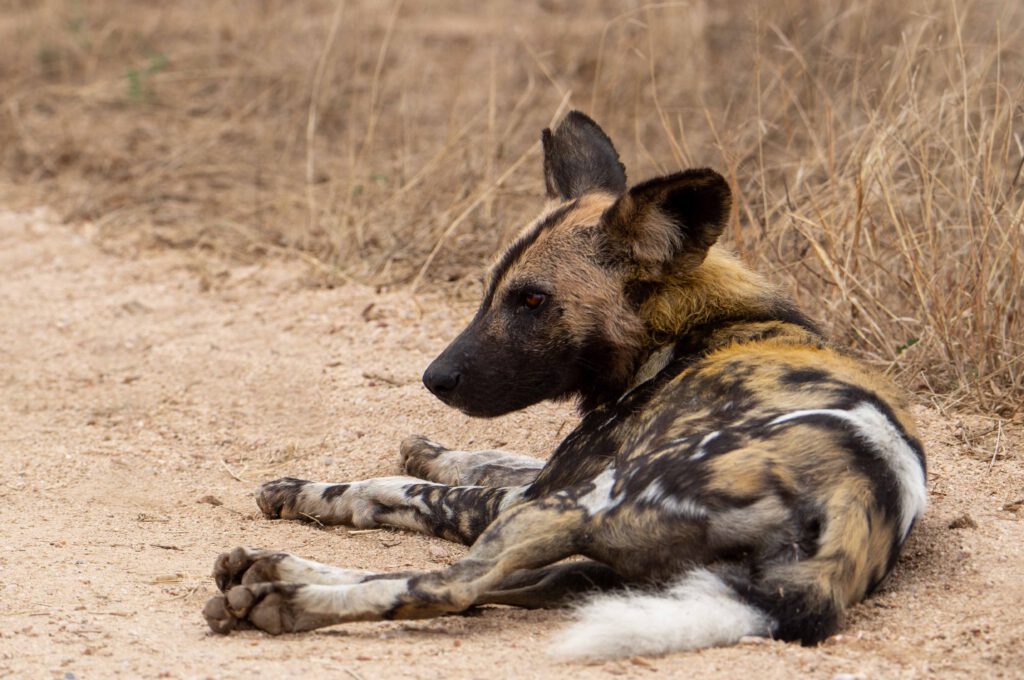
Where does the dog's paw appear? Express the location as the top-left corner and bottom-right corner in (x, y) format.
(203, 593), (242, 634)
(213, 547), (290, 593)
(203, 582), (303, 635)
(399, 435), (448, 477)
(255, 477), (310, 519)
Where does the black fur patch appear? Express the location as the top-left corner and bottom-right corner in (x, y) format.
(321, 484), (350, 502)
(780, 367), (832, 386)
(542, 112), (627, 200)
(726, 572), (840, 645)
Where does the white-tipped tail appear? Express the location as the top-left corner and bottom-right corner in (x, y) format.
(550, 568), (773, 661)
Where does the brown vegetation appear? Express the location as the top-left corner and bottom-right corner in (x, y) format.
(1, 0), (1022, 414)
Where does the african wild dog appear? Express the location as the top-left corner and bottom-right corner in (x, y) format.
(203, 112), (926, 659)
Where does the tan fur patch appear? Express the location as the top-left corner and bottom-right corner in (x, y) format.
(488, 193), (645, 364)
(639, 248), (776, 339)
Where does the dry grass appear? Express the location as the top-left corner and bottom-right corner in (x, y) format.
(1, 0), (1022, 416)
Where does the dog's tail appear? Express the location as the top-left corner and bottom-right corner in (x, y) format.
(549, 565), (840, 660)
(549, 568), (773, 660)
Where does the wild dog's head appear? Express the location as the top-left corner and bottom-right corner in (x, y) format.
(423, 111), (732, 417)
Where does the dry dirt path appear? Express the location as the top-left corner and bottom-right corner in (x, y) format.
(0, 209), (1021, 679)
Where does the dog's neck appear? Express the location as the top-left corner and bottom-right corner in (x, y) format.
(638, 248), (778, 338)
(575, 248), (819, 415)
(624, 248), (819, 390)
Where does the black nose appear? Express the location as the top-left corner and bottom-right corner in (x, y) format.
(423, 365), (460, 397)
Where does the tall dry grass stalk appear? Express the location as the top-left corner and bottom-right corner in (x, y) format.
(1, 0), (1021, 415)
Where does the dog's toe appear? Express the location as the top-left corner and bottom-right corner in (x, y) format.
(203, 595), (238, 635)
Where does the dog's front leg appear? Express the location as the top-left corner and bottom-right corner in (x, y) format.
(256, 476), (528, 545)
(399, 435), (545, 487)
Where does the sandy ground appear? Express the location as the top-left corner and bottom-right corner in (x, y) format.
(0, 208), (1022, 679)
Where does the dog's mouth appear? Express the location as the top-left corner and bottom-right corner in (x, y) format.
(427, 387), (514, 419)
(422, 369), (543, 419)
(450, 399), (512, 419)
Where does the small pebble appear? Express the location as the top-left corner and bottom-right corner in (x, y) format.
(948, 513), (977, 529)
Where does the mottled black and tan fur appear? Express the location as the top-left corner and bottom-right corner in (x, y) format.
(203, 112), (926, 659)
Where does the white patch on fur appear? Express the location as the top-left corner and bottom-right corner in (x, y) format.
(297, 578), (410, 620)
(627, 345), (675, 391)
(768, 401), (926, 539)
(428, 448), (544, 486)
(550, 569), (773, 660)
(302, 477), (439, 527)
(276, 554), (372, 585)
(359, 477), (433, 514)
(691, 430), (719, 460)
(636, 480), (707, 519)
(576, 468), (620, 514)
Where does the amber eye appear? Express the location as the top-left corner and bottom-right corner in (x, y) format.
(523, 292), (547, 310)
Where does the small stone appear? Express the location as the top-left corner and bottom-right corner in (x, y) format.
(197, 495), (223, 506)
(121, 300), (152, 315)
(1001, 499), (1023, 513)
(948, 513), (977, 529)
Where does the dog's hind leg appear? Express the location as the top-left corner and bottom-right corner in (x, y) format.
(477, 560), (624, 608)
(204, 489), (594, 634)
(211, 547), (421, 592)
(399, 435), (544, 487)
(256, 476), (529, 545)
(211, 549), (622, 609)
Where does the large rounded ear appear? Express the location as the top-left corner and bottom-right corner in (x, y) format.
(542, 111), (627, 201)
(603, 168), (731, 277)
